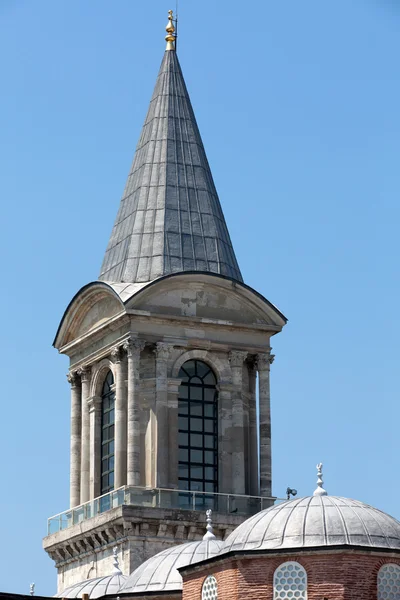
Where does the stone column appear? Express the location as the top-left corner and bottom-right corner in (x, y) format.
(88, 395), (102, 499)
(124, 338), (146, 487)
(229, 351), (248, 495)
(248, 359), (259, 496)
(257, 350), (275, 497)
(167, 378), (181, 489)
(218, 382), (233, 494)
(67, 370), (81, 508)
(155, 342), (173, 488)
(79, 366), (91, 504)
(112, 345), (127, 489)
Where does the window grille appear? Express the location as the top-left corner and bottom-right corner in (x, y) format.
(101, 370), (115, 494)
(273, 561), (307, 600)
(202, 575), (218, 600)
(378, 564), (400, 600)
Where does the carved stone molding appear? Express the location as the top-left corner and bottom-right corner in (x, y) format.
(123, 338), (146, 358)
(67, 371), (80, 388)
(155, 341), (174, 361)
(87, 396), (102, 413)
(229, 350), (248, 368)
(111, 345), (124, 364)
(78, 366), (92, 382)
(256, 350), (275, 371)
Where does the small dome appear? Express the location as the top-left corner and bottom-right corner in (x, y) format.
(57, 573), (127, 599)
(119, 539), (223, 594)
(220, 496), (400, 554)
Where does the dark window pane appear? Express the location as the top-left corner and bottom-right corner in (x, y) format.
(109, 440), (114, 454)
(179, 385), (189, 399)
(190, 401), (202, 416)
(179, 448), (189, 462)
(179, 402), (188, 415)
(109, 409), (115, 424)
(204, 371), (216, 385)
(190, 418), (203, 432)
(181, 361), (195, 377)
(190, 386), (202, 401)
(179, 416), (188, 431)
(109, 456), (114, 470)
(102, 459), (108, 472)
(191, 433), (203, 447)
(179, 465), (188, 478)
(205, 467), (216, 480)
(204, 435), (216, 449)
(204, 403), (215, 417)
(196, 362), (210, 378)
(191, 376), (202, 385)
(205, 451), (215, 464)
(179, 433), (188, 446)
(109, 472), (114, 486)
(191, 466), (203, 479)
(205, 482), (216, 492)
(191, 449), (203, 462)
(204, 388), (216, 402)
(204, 419), (215, 433)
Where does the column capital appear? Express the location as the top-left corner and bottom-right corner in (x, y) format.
(77, 365), (92, 382)
(256, 350), (275, 371)
(229, 350), (248, 368)
(111, 345), (125, 364)
(87, 395), (102, 413)
(155, 342), (174, 360)
(67, 370), (81, 388)
(123, 338), (146, 357)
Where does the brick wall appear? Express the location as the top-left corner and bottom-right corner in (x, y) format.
(182, 551), (400, 600)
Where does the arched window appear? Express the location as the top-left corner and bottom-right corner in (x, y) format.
(273, 561), (307, 600)
(178, 360), (218, 508)
(101, 370), (115, 495)
(378, 564), (400, 600)
(202, 575), (218, 600)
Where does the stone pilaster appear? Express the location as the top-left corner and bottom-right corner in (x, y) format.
(79, 366), (91, 504)
(111, 345), (127, 489)
(167, 378), (181, 489)
(257, 349), (275, 497)
(88, 395), (102, 499)
(218, 382), (233, 494)
(247, 359), (259, 496)
(229, 350), (248, 495)
(155, 342), (174, 488)
(124, 338), (146, 487)
(67, 371), (81, 508)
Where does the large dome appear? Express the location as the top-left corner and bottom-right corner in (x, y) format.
(57, 573), (127, 599)
(119, 539), (223, 594)
(220, 495), (400, 554)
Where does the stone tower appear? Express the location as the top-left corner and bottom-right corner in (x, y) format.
(43, 12), (287, 594)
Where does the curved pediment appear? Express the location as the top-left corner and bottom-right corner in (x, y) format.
(54, 282), (125, 349)
(125, 273), (286, 329)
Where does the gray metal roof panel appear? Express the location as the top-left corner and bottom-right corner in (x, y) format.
(99, 50), (242, 284)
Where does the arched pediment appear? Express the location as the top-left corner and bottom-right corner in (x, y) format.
(125, 273), (287, 329)
(54, 282), (125, 349)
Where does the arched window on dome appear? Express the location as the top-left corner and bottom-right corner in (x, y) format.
(202, 575), (218, 600)
(274, 561), (307, 600)
(101, 370), (115, 495)
(178, 360), (218, 509)
(378, 563), (400, 600)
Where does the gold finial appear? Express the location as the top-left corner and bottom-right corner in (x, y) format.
(165, 9), (176, 51)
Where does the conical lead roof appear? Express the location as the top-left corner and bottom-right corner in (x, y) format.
(99, 48), (243, 284)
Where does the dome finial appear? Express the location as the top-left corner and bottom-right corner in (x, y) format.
(203, 509), (216, 540)
(313, 462), (328, 496)
(113, 546), (122, 575)
(30, 583), (35, 597)
(165, 9), (176, 51)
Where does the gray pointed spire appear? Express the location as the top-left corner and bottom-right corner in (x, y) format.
(99, 44), (243, 284)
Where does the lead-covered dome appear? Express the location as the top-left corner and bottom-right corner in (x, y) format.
(119, 539), (222, 594)
(220, 495), (400, 554)
(57, 573), (127, 599)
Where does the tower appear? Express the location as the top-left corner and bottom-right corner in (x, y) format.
(43, 12), (287, 593)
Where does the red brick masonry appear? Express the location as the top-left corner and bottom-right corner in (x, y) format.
(182, 550), (400, 600)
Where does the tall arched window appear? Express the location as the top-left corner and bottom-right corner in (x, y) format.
(378, 564), (400, 600)
(178, 360), (218, 507)
(273, 561), (307, 600)
(101, 370), (115, 495)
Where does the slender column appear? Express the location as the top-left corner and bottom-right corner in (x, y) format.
(67, 371), (81, 508)
(257, 350), (275, 497)
(229, 351), (248, 495)
(111, 345), (127, 489)
(155, 342), (174, 488)
(79, 366), (91, 504)
(167, 378), (181, 489)
(124, 338), (146, 487)
(248, 359), (259, 496)
(88, 395), (102, 499)
(218, 382), (233, 494)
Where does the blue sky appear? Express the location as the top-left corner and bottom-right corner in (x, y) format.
(0, 0), (399, 594)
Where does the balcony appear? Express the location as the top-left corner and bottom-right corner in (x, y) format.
(47, 486), (280, 535)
